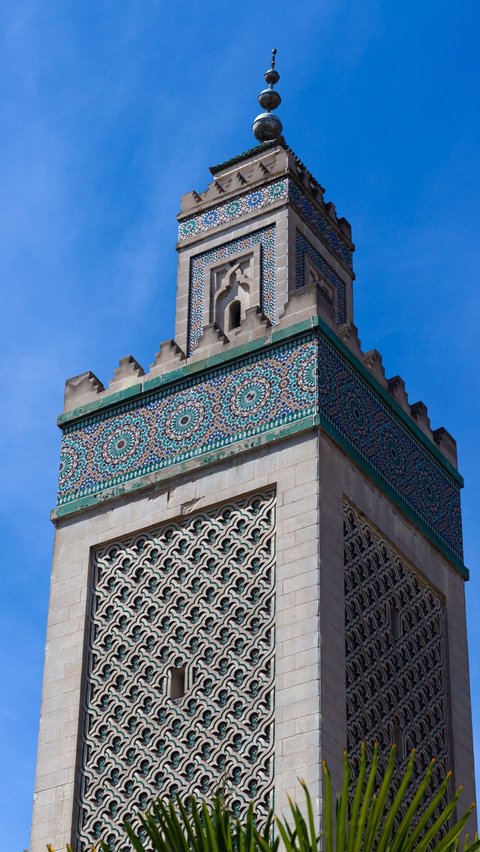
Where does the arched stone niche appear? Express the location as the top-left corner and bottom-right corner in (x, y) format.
(203, 246), (261, 334)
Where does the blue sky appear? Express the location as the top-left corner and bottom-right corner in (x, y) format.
(1, 1), (479, 848)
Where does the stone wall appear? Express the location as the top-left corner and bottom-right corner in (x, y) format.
(31, 433), (322, 850)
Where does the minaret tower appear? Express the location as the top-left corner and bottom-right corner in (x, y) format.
(31, 54), (476, 851)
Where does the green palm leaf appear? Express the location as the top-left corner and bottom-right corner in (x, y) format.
(46, 747), (478, 852)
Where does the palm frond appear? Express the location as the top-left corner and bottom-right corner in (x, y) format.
(45, 747), (479, 852)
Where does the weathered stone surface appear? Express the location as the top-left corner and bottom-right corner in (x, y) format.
(64, 371), (104, 411)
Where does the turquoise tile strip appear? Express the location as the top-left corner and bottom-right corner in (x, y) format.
(57, 327), (465, 574)
(178, 177), (352, 272)
(178, 179), (288, 241)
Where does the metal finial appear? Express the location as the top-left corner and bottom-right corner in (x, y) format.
(252, 48), (283, 143)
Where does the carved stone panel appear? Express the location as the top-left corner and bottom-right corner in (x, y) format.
(76, 492), (276, 850)
(206, 247), (260, 333)
(188, 226), (276, 353)
(344, 503), (451, 784)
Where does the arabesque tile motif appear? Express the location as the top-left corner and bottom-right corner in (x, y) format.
(58, 329), (463, 563)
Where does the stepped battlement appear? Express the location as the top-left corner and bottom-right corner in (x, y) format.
(179, 140), (352, 249)
(62, 281), (458, 471)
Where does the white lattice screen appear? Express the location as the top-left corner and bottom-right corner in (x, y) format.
(77, 492), (276, 850)
(344, 504), (451, 784)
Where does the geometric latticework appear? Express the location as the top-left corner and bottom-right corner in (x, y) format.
(76, 492), (276, 850)
(344, 503), (451, 786)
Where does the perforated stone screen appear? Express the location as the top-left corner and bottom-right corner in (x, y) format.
(76, 492), (276, 850)
(344, 504), (451, 784)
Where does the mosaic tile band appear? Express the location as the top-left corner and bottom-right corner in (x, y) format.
(316, 332), (462, 559)
(57, 329), (463, 563)
(178, 178), (353, 271)
(179, 179), (288, 242)
(59, 336), (316, 503)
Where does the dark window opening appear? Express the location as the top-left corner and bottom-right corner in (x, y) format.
(229, 301), (241, 330)
(390, 602), (400, 640)
(169, 665), (186, 699)
(392, 722), (404, 760)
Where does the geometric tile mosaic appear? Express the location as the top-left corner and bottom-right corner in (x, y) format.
(57, 327), (463, 565)
(288, 180), (353, 270)
(178, 177), (352, 274)
(344, 503), (450, 790)
(317, 335), (463, 561)
(188, 226), (276, 354)
(77, 491), (276, 849)
(58, 335), (317, 505)
(295, 230), (347, 323)
(178, 178), (288, 242)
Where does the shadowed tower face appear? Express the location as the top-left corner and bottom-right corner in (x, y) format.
(31, 55), (476, 852)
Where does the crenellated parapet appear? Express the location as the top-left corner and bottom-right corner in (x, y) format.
(62, 276), (459, 475)
(64, 370), (105, 410)
(178, 140), (354, 273)
(340, 334), (458, 468)
(57, 307), (464, 578)
(109, 355), (145, 389)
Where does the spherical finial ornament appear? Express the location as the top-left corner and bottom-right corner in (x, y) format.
(252, 48), (283, 143)
(264, 48), (280, 86)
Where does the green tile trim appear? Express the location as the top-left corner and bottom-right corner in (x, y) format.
(52, 414), (318, 519)
(57, 316), (462, 487)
